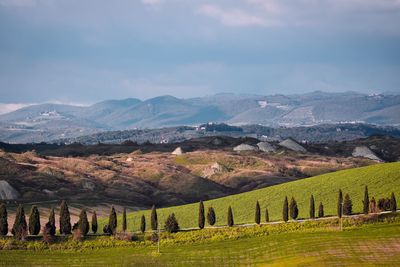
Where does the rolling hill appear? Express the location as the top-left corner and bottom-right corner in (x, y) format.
(116, 162), (400, 231)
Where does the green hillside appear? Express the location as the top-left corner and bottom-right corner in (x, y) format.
(107, 162), (400, 231)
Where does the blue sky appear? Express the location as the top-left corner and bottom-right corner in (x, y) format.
(0, 0), (399, 106)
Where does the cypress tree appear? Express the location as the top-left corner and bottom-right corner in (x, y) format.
(283, 196), (289, 222)
(318, 202), (324, 218)
(0, 203), (8, 236)
(12, 204), (27, 240)
(255, 201), (261, 225)
(309, 195), (315, 219)
(390, 192), (397, 212)
(265, 207), (269, 222)
(198, 200), (205, 229)
(78, 209), (89, 236)
(227, 206), (234, 227)
(28, 205), (41, 235)
(122, 207), (127, 232)
(108, 206), (117, 234)
(151, 205), (158, 231)
(289, 197), (299, 220)
(343, 193), (352, 215)
(59, 200), (71, 235)
(337, 189), (343, 218)
(48, 207), (56, 236)
(140, 215), (146, 233)
(207, 207), (216, 226)
(363, 186), (369, 214)
(91, 211), (98, 234)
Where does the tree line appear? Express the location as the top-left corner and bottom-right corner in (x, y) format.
(0, 187), (397, 240)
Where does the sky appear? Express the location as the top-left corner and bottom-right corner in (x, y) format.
(0, 0), (400, 109)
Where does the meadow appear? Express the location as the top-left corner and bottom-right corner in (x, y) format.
(101, 162), (400, 231)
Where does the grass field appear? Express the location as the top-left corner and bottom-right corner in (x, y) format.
(102, 162), (400, 231)
(1, 220), (399, 266)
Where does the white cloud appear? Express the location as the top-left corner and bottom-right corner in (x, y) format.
(197, 4), (278, 27)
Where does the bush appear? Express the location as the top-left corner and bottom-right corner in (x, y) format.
(42, 223), (55, 244)
(103, 224), (112, 235)
(78, 209), (89, 236)
(369, 197), (378, 213)
(378, 198), (391, 211)
(164, 213), (180, 233)
(114, 232), (136, 241)
(72, 229), (83, 242)
(207, 207), (216, 226)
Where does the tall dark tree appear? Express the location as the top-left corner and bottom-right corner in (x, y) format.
(28, 205), (41, 235)
(283, 196), (289, 222)
(227, 206), (234, 227)
(151, 205), (158, 231)
(207, 207), (216, 226)
(90, 211), (98, 234)
(108, 206), (117, 234)
(343, 193), (352, 215)
(78, 209), (89, 236)
(164, 213), (179, 233)
(337, 189), (343, 218)
(309, 195), (315, 219)
(318, 202), (324, 218)
(255, 201), (261, 225)
(390, 192), (397, 212)
(198, 201), (205, 229)
(0, 203), (8, 236)
(48, 207), (56, 236)
(140, 215), (146, 233)
(59, 200), (71, 235)
(363, 186), (369, 214)
(122, 208), (127, 232)
(12, 204), (27, 240)
(265, 207), (269, 222)
(289, 197), (299, 220)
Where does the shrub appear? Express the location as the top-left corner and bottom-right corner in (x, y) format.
(140, 215), (146, 233)
(309, 195), (315, 219)
(91, 211), (98, 234)
(337, 189), (343, 218)
(114, 232), (137, 241)
(227, 206), (234, 227)
(378, 198), (391, 211)
(343, 193), (352, 215)
(72, 229), (83, 242)
(265, 207), (269, 222)
(12, 204), (27, 241)
(255, 201), (261, 225)
(289, 197), (299, 220)
(103, 224), (112, 235)
(0, 203), (8, 236)
(48, 208), (56, 236)
(318, 202), (324, 218)
(59, 200), (71, 235)
(109, 206), (117, 235)
(151, 205), (158, 231)
(390, 192), (397, 212)
(28, 206), (41, 236)
(164, 213), (180, 233)
(283, 197), (289, 222)
(363, 186), (369, 214)
(198, 201), (205, 229)
(207, 207), (216, 226)
(122, 208), (127, 232)
(42, 223), (55, 244)
(78, 209), (89, 236)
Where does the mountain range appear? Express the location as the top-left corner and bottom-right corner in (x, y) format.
(0, 91), (399, 143)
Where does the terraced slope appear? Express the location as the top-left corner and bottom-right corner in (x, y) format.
(117, 162), (400, 231)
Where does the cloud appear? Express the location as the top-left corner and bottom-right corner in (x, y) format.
(140, 0), (163, 6)
(197, 4), (278, 27)
(0, 103), (31, 115)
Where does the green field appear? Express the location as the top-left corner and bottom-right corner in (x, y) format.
(1, 220), (400, 266)
(103, 162), (400, 231)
